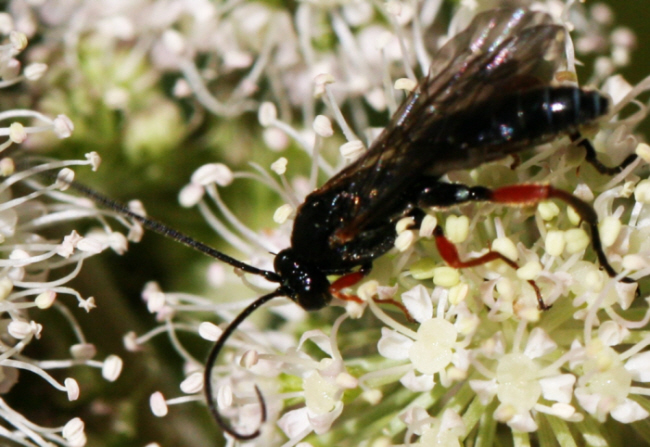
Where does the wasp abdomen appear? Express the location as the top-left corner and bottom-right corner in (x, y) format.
(448, 86), (608, 149)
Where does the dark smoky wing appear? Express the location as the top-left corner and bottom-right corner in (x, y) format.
(323, 8), (568, 249)
(399, 18), (566, 140)
(423, 8), (560, 99)
(327, 8), (565, 191)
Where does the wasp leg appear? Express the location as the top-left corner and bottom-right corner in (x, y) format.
(329, 265), (414, 320)
(431, 224), (546, 309)
(571, 133), (638, 175)
(417, 182), (635, 291)
(488, 185), (628, 282)
(407, 182), (545, 307)
(329, 266), (371, 295)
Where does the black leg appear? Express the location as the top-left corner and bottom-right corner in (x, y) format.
(571, 133), (637, 175)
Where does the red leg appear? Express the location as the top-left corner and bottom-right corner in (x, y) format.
(490, 184), (632, 283)
(433, 225), (546, 310)
(329, 271), (414, 320)
(330, 271), (366, 294)
(417, 181), (635, 308)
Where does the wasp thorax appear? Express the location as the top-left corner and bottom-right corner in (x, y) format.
(274, 249), (332, 311)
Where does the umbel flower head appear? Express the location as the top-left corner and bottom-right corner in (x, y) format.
(111, 1), (650, 446)
(7, 0), (650, 445)
(0, 18), (136, 446)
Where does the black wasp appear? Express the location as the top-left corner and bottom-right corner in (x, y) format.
(62, 7), (637, 441)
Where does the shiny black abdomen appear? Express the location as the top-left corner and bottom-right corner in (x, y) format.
(424, 86), (608, 174)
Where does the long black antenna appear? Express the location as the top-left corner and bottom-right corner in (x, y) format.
(204, 289), (285, 439)
(52, 172), (289, 438)
(58, 176), (282, 282)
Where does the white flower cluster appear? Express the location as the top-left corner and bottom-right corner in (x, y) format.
(24, 0), (647, 445)
(0, 18), (143, 446)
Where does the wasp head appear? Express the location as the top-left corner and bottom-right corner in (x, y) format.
(274, 249), (332, 311)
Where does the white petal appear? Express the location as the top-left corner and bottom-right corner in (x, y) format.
(611, 398), (650, 423)
(523, 327), (557, 359)
(547, 403), (577, 419)
(507, 411), (538, 432)
(278, 408), (311, 438)
(574, 387), (600, 415)
(400, 406), (430, 427)
(308, 402), (343, 434)
(539, 374), (576, 404)
(297, 329), (333, 357)
(377, 327), (411, 360)
(616, 279), (638, 310)
(598, 320), (629, 346)
(440, 408), (465, 434)
(469, 379), (497, 405)
(399, 369), (434, 392)
(401, 285), (433, 323)
(626, 351), (650, 382)
(451, 348), (471, 372)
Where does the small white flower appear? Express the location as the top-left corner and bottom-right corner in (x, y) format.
(78, 297), (96, 312)
(57, 231), (83, 258)
(409, 319), (457, 375)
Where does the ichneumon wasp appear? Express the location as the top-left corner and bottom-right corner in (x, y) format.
(48, 6), (640, 441)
